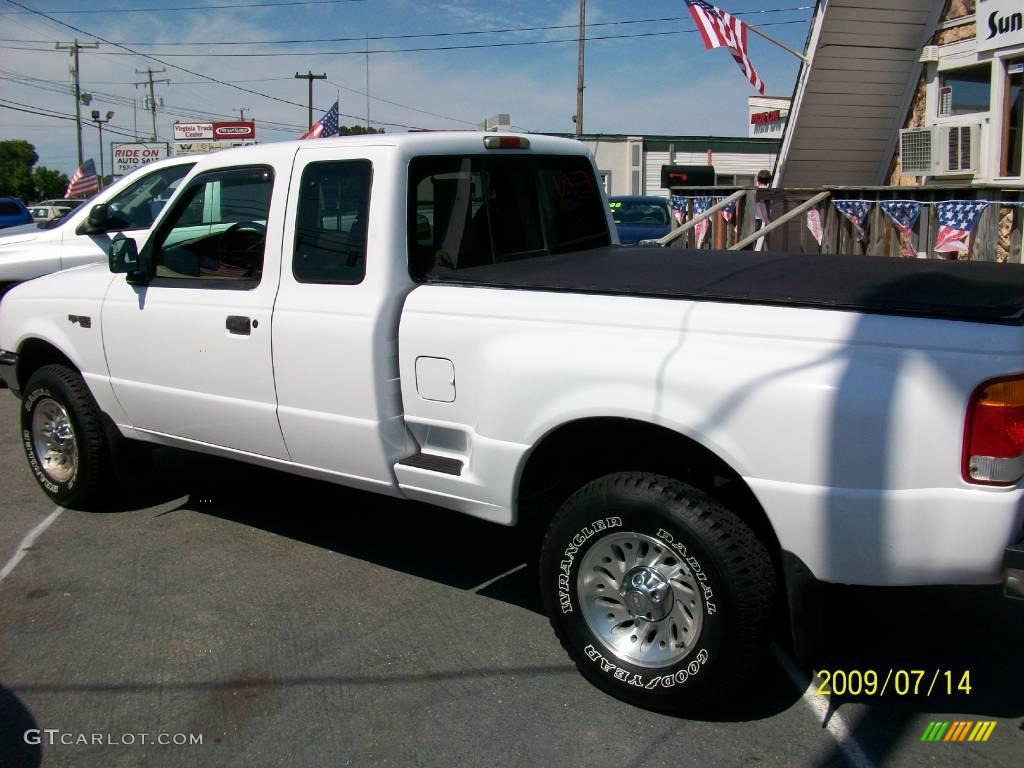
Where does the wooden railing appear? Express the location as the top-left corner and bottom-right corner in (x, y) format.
(658, 185), (1024, 262)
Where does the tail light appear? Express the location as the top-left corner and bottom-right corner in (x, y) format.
(964, 375), (1024, 485)
(483, 136), (530, 150)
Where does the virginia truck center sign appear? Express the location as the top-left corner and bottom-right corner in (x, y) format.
(172, 121), (257, 157)
(978, 0), (1024, 53)
(111, 143), (169, 177)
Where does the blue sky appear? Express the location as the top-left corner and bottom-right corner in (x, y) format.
(0, 0), (813, 176)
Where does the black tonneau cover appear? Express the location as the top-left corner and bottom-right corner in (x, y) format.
(427, 246), (1024, 325)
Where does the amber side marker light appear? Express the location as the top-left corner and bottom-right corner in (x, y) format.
(964, 376), (1024, 485)
(483, 135), (530, 150)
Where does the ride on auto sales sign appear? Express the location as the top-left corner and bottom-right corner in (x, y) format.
(111, 143), (168, 177)
(978, 0), (1024, 53)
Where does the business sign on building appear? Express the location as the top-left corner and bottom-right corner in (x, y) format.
(174, 140), (256, 156)
(978, 0), (1024, 53)
(213, 121), (256, 140)
(747, 96), (790, 138)
(111, 143), (169, 176)
(173, 122), (214, 140)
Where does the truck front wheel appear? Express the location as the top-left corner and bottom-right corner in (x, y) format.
(20, 364), (108, 509)
(539, 472), (775, 712)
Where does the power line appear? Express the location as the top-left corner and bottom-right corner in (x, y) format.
(0, 0), (425, 129)
(48, 20), (811, 57)
(0, 0), (367, 14)
(0, 99), (145, 140)
(0, 7), (815, 46)
(326, 80), (476, 126)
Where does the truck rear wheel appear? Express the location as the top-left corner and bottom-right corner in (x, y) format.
(20, 364), (108, 510)
(539, 472), (775, 712)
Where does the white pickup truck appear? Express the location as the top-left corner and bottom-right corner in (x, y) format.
(1, 132), (1023, 711)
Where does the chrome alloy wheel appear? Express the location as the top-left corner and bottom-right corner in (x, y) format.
(578, 531), (704, 668)
(31, 397), (78, 484)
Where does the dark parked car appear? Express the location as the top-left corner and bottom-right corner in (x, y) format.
(608, 195), (672, 245)
(0, 198), (32, 229)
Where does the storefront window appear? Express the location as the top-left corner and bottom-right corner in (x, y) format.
(939, 63), (992, 116)
(1004, 63), (1024, 176)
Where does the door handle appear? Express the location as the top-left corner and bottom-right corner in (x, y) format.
(226, 315), (252, 335)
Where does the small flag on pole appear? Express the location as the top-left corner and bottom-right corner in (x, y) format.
(300, 101), (339, 139)
(685, 1), (766, 94)
(934, 201), (989, 254)
(879, 200), (922, 258)
(833, 200), (872, 242)
(65, 159), (99, 198)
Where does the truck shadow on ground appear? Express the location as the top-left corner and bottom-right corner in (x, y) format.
(119, 446), (1024, 725)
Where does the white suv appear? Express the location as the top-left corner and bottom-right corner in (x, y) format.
(0, 157), (195, 295)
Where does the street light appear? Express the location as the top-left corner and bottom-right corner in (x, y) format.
(90, 109), (114, 189)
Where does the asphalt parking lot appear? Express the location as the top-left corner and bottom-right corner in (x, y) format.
(0, 394), (1021, 768)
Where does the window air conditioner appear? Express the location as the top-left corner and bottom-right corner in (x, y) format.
(898, 124), (980, 177)
(899, 127), (933, 175)
(937, 124), (979, 175)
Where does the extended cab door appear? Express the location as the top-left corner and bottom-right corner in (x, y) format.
(271, 145), (411, 491)
(102, 163), (290, 459)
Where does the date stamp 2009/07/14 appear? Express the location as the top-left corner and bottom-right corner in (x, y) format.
(815, 668), (972, 698)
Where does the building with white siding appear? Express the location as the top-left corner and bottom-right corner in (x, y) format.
(555, 134), (781, 198)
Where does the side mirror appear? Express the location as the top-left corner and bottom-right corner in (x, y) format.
(81, 203), (110, 234)
(109, 235), (153, 285)
(109, 234), (138, 273)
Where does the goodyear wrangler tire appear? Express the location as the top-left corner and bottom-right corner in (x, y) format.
(20, 364), (107, 510)
(539, 472), (775, 712)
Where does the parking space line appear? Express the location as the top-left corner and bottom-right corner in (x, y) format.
(470, 563), (527, 593)
(0, 507), (63, 584)
(771, 645), (876, 768)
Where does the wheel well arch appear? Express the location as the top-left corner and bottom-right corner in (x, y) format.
(516, 417), (780, 558)
(16, 338), (78, 391)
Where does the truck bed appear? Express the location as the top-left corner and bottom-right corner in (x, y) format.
(428, 247), (1024, 325)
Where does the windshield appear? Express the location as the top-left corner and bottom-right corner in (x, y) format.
(609, 199), (669, 226)
(0, 201), (24, 216)
(409, 154), (610, 279)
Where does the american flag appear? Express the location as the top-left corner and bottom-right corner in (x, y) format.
(300, 100), (339, 139)
(669, 194), (688, 226)
(806, 207), (823, 245)
(833, 200), (872, 242)
(718, 196), (739, 237)
(693, 196), (713, 248)
(65, 159), (99, 198)
(934, 200), (988, 254)
(685, 0), (765, 95)
(879, 200), (922, 258)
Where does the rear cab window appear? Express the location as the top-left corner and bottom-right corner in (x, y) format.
(408, 154), (610, 280)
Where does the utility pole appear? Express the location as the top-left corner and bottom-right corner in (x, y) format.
(91, 110), (114, 189)
(56, 39), (99, 168)
(235, 107), (250, 122)
(134, 67), (169, 141)
(294, 70), (326, 127)
(575, 0), (586, 136)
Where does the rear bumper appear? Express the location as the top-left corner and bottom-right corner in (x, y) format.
(0, 350), (19, 397)
(1006, 539), (1024, 599)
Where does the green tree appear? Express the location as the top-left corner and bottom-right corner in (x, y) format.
(338, 125), (385, 136)
(0, 139), (39, 199)
(31, 166), (70, 200)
